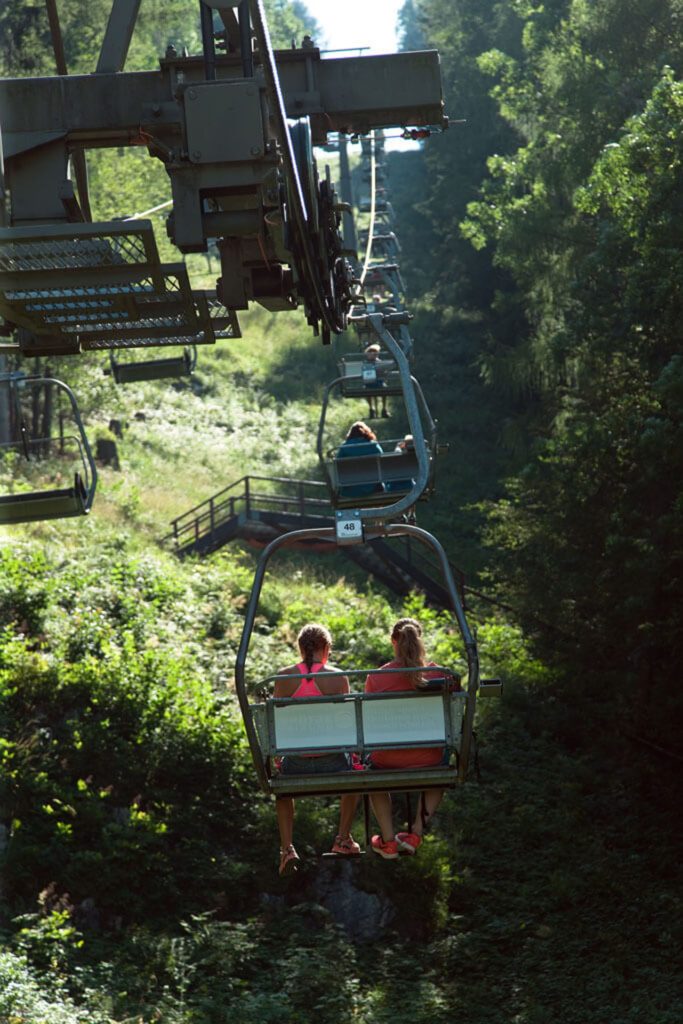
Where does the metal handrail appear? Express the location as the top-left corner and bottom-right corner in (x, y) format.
(169, 474), (327, 530)
(168, 474), (333, 546)
(167, 474), (467, 604)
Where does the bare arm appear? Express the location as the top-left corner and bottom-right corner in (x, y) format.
(320, 666), (349, 694)
(273, 664), (297, 698)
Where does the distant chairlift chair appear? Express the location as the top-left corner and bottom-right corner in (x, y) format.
(319, 315), (438, 511)
(337, 352), (403, 401)
(0, 373), (97, 523)
(108, 344), (197, 384)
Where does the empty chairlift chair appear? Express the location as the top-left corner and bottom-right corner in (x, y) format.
(0, 373), (97, 523)
(108, 344), (197, 384)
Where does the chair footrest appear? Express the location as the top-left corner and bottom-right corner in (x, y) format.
(270, 766), (458, 796)
(320, 851), (366, 858)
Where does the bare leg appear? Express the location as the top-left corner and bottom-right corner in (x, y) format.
(338, 793), (360, 837)
(370, 792), (395, 842)
(412, 789), (443, 835)
(276, 796), (295, 849)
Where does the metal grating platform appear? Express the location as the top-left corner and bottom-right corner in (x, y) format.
(0, 223), (241, 353)
(82, 333), (205, 352)
(0, 220), (164, 297)
(60, 264), (205, 345)
(200, 291), (242, 339)
(5, 283), (157, 330)
(8, 275), (185, 336)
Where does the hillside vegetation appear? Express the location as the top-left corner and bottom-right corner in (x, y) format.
(1, 1), (682, 1022)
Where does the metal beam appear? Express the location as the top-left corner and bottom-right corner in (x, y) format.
(0, 49), (446, 151)
(199, 1), (218, 81)
(45, 0), (68, 75)
(216, 8), (241, 52)
(45, 1), (93, 221)
(96, 0), (143, 74)
(337, 134), (357, 257)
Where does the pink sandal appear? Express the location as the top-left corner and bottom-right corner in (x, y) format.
(279, 844), (300, 876)
(330, 834), (361, 855)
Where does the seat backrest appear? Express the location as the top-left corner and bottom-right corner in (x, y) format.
(272, 699), (357, 752)
(377, 450), (420, 484)
(113, 356), (190, 383)
(362, 693), (446, 746)
(253, 690), (466, 757)
(334, 450), (383, 487)
(342, 360), (364, 378)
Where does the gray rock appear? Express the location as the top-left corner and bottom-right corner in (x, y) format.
(312, 861), (395, 942)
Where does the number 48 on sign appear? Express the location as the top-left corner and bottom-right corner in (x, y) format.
(335, 511), (364, 545)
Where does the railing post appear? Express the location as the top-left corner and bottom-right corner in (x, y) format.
(244, 476), (250, 517)
(298, 479), (305, 517)
(210, 496), (215, 536)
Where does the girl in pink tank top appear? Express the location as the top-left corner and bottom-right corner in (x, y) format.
(364, 617), (451, 861)
(291, 661), (325, 698)
(273, 624), (360, 877)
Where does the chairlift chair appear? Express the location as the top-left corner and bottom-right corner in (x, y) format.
(107, 344), (197, 384)
(337, 352), (403, 400)
(235, 522), (500, 800)
(0, 373), (97, 523)
(327, 437), (433, 508)
(318, 315), (437, 514)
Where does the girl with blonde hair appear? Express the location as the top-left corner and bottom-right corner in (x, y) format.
(364, 617), (447, 859)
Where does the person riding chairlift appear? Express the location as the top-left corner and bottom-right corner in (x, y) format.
(385, 433), (417, 494)
(363, 343), (390, 419)
(274, 623), (360, 876)
(336, 421), (385, 499)
(364, 617), (453, 858)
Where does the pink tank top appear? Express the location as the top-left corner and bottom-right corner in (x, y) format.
(293, 661), (325, 697)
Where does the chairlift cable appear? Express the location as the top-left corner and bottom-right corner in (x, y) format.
(123, 198), (173, 221)
(358, 130), (376, 288)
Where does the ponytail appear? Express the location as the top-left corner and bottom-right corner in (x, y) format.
(297, 622), (332, 670)
(392, 617), (426, 689)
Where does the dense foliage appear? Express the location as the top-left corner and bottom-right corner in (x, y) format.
(395, 0), (683, 749)
(1, 0), (682, 1021)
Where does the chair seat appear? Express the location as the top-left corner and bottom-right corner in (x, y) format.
(0, 484), (87, 523)
(112, 356), (191, 383)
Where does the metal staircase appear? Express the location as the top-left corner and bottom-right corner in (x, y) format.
(166, 475), (465, 607)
